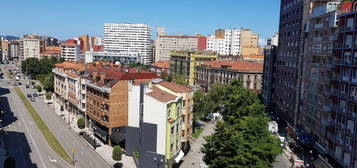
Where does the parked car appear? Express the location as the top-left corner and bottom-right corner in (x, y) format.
(33, 93), (38, 97)
(26, 94), (32, 98)
(25, 85), (29, 88)
(30, 98), (35, 102)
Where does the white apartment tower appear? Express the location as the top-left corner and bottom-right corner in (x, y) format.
(206, 29), (241, 56)
(103, 23), (152, 65)
(20, 35), (41, 60)
(61, 44), (80, 61)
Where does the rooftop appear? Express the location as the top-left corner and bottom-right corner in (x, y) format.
(147, 87), (178, 103)
(151, 61), (170, 69)
(159, 35), (199, 38)
(199, 60), (263, 72)
(157, 81), (191, 93)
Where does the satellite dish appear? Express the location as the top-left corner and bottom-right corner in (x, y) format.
(115, 61), (120, 65)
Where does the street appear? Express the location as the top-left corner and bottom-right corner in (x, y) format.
(0, 64), (110, 168)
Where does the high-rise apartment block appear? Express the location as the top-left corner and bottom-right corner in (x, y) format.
(262, 35), (278, 113)
(103, 23), (152, 65)
(300, 1), (339, 159)
(20, 34), (41, 60)
(206, 29), (241, 56)
(154, 27), (200, 62)
(9, 41), (20, 61)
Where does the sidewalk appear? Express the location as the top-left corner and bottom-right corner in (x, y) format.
(52, 100), (136, 168)
(179, 121), (215, 168)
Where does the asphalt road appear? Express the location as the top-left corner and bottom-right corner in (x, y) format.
(0, 76), (70, 168)
(1, 64), (110, 168)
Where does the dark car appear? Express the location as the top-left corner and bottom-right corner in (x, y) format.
(25, 85), (29, 88)
(26, 94), (32, 98)
(18, 82), (22, 85)
(33, 93), (38, 97)
(30, 98), (35, 102)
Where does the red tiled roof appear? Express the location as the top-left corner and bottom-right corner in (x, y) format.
(242, 54), (264, 59)
(151, 61), (170, 69)
(158, 81), (191, 93)
(201, 60), (263, 72)
(147, 87), (178, 102)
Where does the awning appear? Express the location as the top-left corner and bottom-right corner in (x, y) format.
(175, 150), (184, 163)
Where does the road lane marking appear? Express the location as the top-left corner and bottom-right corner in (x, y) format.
(9, 90), (47, 168)
(48, 156), (57, 163)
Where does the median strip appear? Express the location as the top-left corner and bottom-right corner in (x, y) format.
(14, 87), (73, 164)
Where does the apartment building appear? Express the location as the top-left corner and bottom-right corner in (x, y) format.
(153, 80), (193, 153)
(85, 66), (157, 145)
(20, 35), (41, 60)
(300, 2), (340, 159)
(195, 60), (263, 93)
(271, 0), (308, 128)
(240, 29), (260, 56)
(151, 61), (170, 74)
(206, 29), (241, 56)
(79, 35), (90, 54)
(61, 43), (80, 61)
(1, 40), (9, 63)
(53, 62), (87, 128)
(262, 36), (278, 113)
(328, 1), (357, 167)
(84, 50), (139, 63)
(127, 82), (184, 168)
(154, 27), (199, 62)
(103, 23), (152, 65)
(170, 50), (218, 85)
(9, 41), (20, 61)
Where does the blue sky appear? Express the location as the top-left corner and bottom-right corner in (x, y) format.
(1, 0), (280, 41)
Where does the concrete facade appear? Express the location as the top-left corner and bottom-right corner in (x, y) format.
(103, 23), (152, 65)
(170, 51), (218, 85)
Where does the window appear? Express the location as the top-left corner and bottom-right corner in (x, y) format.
(171, 126), (174, 134)
(167, 108), (171, 119)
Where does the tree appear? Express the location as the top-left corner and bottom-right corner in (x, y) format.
(43, 74), (54, 91)
(77, 117), (85, 131)
(173, 74), (188, 85)
(45, 92), (52, 100)
(112, 146), (122, 166)
(201, 80), (282, 168)
(202, 117), (282, 168)
(36, 85), (42, 93)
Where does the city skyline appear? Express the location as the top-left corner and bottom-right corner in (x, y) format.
(0, 0), (280, 41)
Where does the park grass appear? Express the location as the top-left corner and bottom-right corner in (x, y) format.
(192, 127), (204, 139)
(14, 87), (73, 164)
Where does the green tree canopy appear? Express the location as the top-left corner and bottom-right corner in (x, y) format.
(112, 146), (122, 162)
(77, 117), (85, 130)
(201, 80), (282, 168)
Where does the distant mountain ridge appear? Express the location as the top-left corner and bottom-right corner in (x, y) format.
(0, 35), (19, 40)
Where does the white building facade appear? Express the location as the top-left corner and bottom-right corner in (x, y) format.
(206, 29), (241, 56)
(103, 23), (152, 65)
(20, 37), (41, 60)
(61, 44), (80, 61)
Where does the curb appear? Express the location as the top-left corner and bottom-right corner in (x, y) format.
(12, 87), (76, 167)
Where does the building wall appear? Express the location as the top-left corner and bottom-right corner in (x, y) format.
(272, 0), (306, 127)
(207, 29), (242, 56)
(154, 36), (198, 62)
(241, 46), (260, 56)
(103, 23), (152, 64)
(21, 38), (41, 60)
(240, 29), (259, 47)
(144, 93), (167, 156)
(262, 45), (277, 112)
(109, 81), (129, 128)
(1, 40), (9, 63)
(197, 36), (207, 50)
(61, 45), (80, 61)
